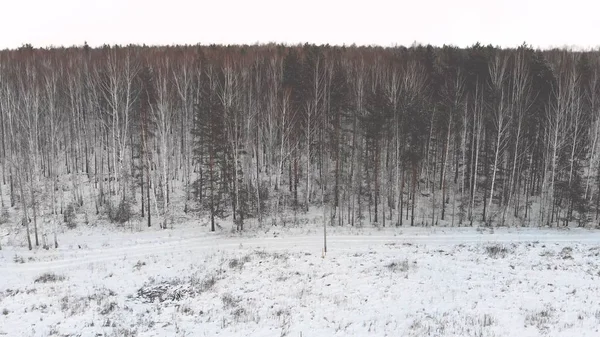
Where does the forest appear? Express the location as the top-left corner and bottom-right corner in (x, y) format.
(0, 42), (599, 249)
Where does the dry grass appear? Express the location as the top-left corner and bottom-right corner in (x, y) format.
(34, 272), (65, 284)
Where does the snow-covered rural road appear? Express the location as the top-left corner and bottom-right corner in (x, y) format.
(3, 227), (600, 274)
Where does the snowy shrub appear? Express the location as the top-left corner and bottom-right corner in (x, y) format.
(133, 260), (146, 270)
(221, 293), (241, 309)
(137, 273), (218, 303)
(408, 312), (497, 337)
(274, 309), (292, 336)
(58, 287), (116, 318)
(106, 199), (133, 224)
(253, 250), (269, 259)
(485, 244), (511, 258)
(228, 258), (242, 269)
(525, 306), (556, 331)
(386, 259), (412, 273)
(539, 249), (555, 257)
(560, 246), (573, 259)
(60, 295), (90, 316)
(13, 254), (25, 264)
(2, 289), (23, 298)
(34, 272), (65, 283)
(588, 246), (600, 257)
(2, 308), (8, 315)
(275, 308), (291, 318)
(64, 202), (77, 229)
(481, 314), (494, 327)
(0, 207), (9, 224)
(198, 274), (217, 291)
(271, 252), (290, 261)
(99, 301), (118, 315)
(91, 287), (117, 302)
(232, 307), (247, 321)
(252, 250), (289, 261)
(137, 281), (183, 303)
(408, 315), (447, 336)
(228, 254), (251, 270)
(176, 303), (194, 316)
(108, 328), (137, 337)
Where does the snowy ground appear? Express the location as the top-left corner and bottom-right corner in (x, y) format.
(1, 224), (600, 337)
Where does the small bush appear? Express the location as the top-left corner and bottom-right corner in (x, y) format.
(271, 252), (289, 261)
(481, 313), (494, 327)
(2, 308), (8, 315)
(137, 282), (177, 303)
(525, 306), (555, 330)
(110, 328), (137, 337)
(64, 203), (77, 229)
(560, 247), (573, 259)
(99, 301), (118, 315)
(176, 304), (195, 315)
(34, 272), (65, 283)
(0, 207), (9, 224)
(106, 199), (133, 224)
(232, 307), (247, 322)
(198, 274), (217, 291)
(133, 260), (146, 270)
(254, 250), (269, 259)
(485, 244), (510, 258)
(539, 249), (555, 257)
(253, 250), (289, 261)
(386, 259), (411, 273)
(221, 293), (241, 309)
(137, 273), (218, 303)
(228, 255), (251, 270)
(228, 258), (242, 269)
(60, 295), (90, 316)
(13, 255), (25, 264)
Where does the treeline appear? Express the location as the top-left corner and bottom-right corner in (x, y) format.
(1, 43), (599, 247)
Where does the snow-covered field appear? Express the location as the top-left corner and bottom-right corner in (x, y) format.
(1, 224), (600, 337)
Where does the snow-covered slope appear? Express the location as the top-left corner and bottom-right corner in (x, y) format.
(1, 225), (600, 336)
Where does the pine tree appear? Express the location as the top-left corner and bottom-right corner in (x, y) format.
(193, 68), (228, 231)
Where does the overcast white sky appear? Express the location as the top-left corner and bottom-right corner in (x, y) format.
(1, 0), (599, 49)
